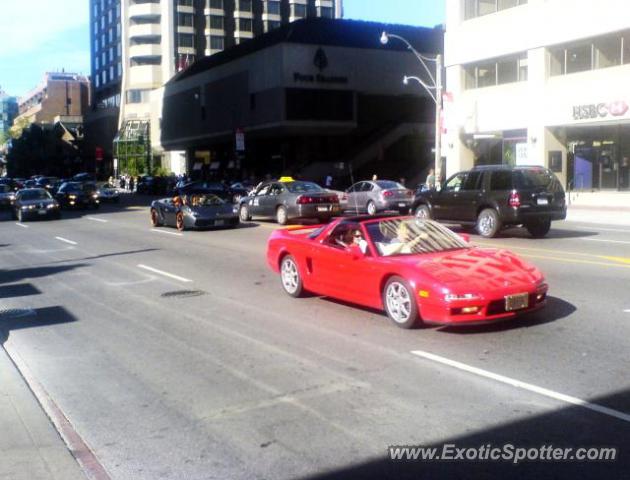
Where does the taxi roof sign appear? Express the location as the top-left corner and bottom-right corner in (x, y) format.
(278, 176), (295, 183)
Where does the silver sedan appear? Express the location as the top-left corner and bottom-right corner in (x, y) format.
(341, 180), (413, 215)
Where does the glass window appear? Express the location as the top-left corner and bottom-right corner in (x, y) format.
(208, 15), (224, 29)
(518, 55), (528, 81)
(443, 173), (466, 192)
(478, 0), (497, 16)
(549, 47), (565, 76)
(490, 171), (513, 190)
(498, 0), (518, 10)
(566, 44), (592, 74)
(266, 1), (280, 15)
(292, 4), (307, 17)
(178, 0), (193, 5)
(320, 6), (333, 18)
(178, 33), (194, 48)
(477, 61), (497, 88)
(239, 18), (253, 32)
(208, 0), (223, 8)
(462, 171), (483, 190)
(239, 0), (252, 12)
(265, 20), (281, 31)
(595, 36), (621, 68)
(178, 13), (194, 27)
(624, 35), (630, 64)
(209, 35), (224, 50)
(497, 57), (517, 84)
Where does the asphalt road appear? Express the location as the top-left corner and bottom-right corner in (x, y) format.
(1, 195), (629, 480)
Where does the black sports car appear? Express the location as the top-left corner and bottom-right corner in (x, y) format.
(150, 190), (240, 231)
(173, 181), (248, 204)
(12, 188), (61, 221)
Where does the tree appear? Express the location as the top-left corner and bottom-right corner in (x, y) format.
(9, 117), (31, 139)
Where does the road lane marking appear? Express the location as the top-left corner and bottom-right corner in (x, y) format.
(520, 253), (630, 269)
(55, 237), (78, 246)
(568, 226), (630, 233)
(624, 309), (630, 313)
(580, 238), (630, 246)
(150, 228), (183, 237)
(478, 242), (630, 266)
(86, 216), (108, 223)
(15, 223), (28, 228)
(411, 350), (630, 424)
(137, 264), (192, 283)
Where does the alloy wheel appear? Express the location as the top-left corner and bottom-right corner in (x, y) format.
(281, 258), (299, 295)
(385, 282), (412, 324)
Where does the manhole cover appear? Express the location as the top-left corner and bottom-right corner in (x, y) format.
(160, 290), (206, 299)
(0, 308), (37, 319)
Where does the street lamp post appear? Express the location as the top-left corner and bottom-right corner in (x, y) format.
(380, 32), (443, 189)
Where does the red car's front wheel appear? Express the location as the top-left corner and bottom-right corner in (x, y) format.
(280, 255), (303, 297)
(383, 277), (420, 329)
(176, 212), (185, 231)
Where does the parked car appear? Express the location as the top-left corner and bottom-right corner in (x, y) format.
(72, 172), (96, 183)
(96, 182), (120, 203)
(55, 182), (100, 209)
(12, 188), (61, 222)
(174, 180), (247, 203)
(35, 176), (60, 190)
(150, 189), (240, 231)
(342, 180), (413, 215)
(267, 216), (548, 328)
(238, 178), (341, 225)
(412, 165), (567, 238)
(0, 184), (16, 208)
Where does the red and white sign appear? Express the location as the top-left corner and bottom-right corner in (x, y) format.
(95, 146), (104, 162)
(235, 128), (245, 152)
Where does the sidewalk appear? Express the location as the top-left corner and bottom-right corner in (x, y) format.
(0, 346), (86, 480)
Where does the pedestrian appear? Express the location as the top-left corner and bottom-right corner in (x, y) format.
(399, 177), (406, 187)
(129, 176), (135, 193)
(120, 175), (126, 190)
(372, 174), (378, 181)
(325, 173), (333, 188)
(425, 168), (436, 190)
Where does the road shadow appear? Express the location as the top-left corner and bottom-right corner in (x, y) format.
(0, 283), (41, 299)
(0, 264), (86, 285)
(438, 296), (576, 334)
(0, 306), (78, 346)
(32, 248), (159, 266)
(446, 224), (599, 240)
(296, 387), (630, 480)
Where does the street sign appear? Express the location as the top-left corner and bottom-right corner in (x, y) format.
(95, 146), (104, 162)
(235, 128), (245, 152)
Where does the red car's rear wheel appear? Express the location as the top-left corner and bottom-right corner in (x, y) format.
(383, 276), (420, 329)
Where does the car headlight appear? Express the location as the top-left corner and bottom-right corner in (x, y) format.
(21, 205), (30, 210)
(46, 203), (57, 209)
(444, 293), (481, 301)
(69, 194), (77, 199)
(232, 206), (239, 213)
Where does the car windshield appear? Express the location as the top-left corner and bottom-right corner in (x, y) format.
(514, 169), (556, 190)
(188, 193), (225, 206)
(365, 218), (469, 257)
(375, 180), (404, 189)
(19, 189), (52, 201)
(285, 182), (323, 194)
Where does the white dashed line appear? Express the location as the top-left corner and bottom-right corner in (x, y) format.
(579, 238), (630, 245)
(411, 350), (630, 423)
(624, 309), (630, 313)
(86, 217), (108, 223)
(137, 264), (192, 283)
(150, 228), (183, 237)
(15, 223), (29, 228)
(55, 237), (78, 246)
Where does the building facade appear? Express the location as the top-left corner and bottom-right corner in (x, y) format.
(0, 88), (18, 141)
(445, 0), (630, 191)
(161, 18), (442, 186)
(15, 72), (90, 126)
(88, 0), (342, 178)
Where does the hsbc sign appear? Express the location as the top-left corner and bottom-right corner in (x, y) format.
(572, 101), (629, 121)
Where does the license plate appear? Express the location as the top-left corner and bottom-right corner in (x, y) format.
(505, 293), (529, 311)
(398, 203), (406, 207)
(38, 209), (47, 215)
(214, 220), (225, 226)
(536, 197), (549, 205)
(317, 206), (328, 212)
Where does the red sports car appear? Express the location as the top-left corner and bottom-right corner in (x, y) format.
(267, 216), (548, 328)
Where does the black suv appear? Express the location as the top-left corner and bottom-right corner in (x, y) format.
(412, 166), (567, 238)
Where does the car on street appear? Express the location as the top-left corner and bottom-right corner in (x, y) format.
(342, 180), (413, 215)
(0, 184), (16, 208)
(35, 176), (60, 191)
(267, 215), (548, 328)
(150, 189), (240, 231)
(96, 182), (120, 203)
(72, 172), (96, 183)
(412, 165), (567, 238)
(239, 178), (341, 225)
(174, 180), (248, 203)
(55, 182), (100, 209)
(12, 188), (61, 222)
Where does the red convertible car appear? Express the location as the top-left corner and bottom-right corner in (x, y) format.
(267, 216), (548, 328)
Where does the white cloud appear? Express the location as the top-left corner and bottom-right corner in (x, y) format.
(0, 0), (88, 57)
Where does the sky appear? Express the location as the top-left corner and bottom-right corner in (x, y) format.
(0, 0), (444, 99)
